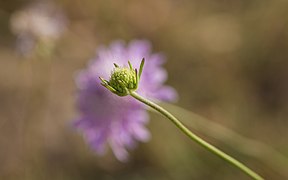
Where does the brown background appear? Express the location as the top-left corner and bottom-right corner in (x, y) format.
(1, 0), (288, 179)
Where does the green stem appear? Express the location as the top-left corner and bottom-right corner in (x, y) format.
(129, 91), (264, 180)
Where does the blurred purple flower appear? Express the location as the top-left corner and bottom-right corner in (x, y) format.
(74, 40), (177, 161)
(10, 2), (67, 56)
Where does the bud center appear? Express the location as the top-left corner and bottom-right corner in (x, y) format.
(109, 67), (136, 93)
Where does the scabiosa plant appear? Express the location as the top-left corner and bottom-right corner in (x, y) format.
(10, 1), (67, 57)
(74, 40), (177, 161)
(100, 59), (264, 180)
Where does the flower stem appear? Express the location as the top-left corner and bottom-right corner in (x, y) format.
(129, 91), (264, 180)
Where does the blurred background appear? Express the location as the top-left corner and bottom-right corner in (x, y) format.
(1, 0), (288, 179)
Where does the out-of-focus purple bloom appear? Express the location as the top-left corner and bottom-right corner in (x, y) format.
(10, 2), (67, 56)
(74, 40), (177, 161)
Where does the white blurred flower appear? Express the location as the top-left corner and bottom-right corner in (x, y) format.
(10, 1), (67, 56)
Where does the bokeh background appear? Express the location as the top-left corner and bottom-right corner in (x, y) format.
(1, 0), (288, 179)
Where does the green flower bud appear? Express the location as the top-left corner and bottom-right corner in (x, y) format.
(109, 67), (137, 94)
(100, 58), (145, 96)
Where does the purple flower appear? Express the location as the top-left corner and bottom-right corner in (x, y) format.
(10, 2), (67, 56)
(74, 40), (177, 161)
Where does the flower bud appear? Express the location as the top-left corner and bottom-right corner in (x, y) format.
(109, 67), (137, 95)
(100, 59), (145, 96)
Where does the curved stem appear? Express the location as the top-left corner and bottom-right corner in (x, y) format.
(162, 102), (288, 178)
(129, 91), (264, 180)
